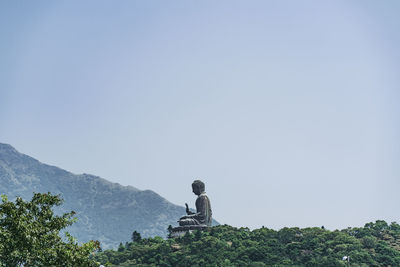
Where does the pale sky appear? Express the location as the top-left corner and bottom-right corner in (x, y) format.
(1, 0), (399, 230)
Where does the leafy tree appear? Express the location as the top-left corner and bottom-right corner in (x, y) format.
(118, 243), (125, 252)
(131, 230), (142, 243)
(0, 193), (99, 266)
(167, 225), (174, 238)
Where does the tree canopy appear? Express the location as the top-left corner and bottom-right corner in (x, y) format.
(95, 221), (400, 267)
(0, 193), (100, 266)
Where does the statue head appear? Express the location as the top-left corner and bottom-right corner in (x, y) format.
(192, 180), (205, 195)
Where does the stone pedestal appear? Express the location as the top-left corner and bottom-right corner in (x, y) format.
(170, 225), (209, 238)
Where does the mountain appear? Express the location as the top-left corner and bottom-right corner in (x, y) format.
(0, 143), (191, 249)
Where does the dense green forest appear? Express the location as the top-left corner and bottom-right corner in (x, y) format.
(95, 221), (400, 267)
(2, 192), (400, 266)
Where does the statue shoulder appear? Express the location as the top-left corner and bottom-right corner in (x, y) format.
(198, 193), (210, 201)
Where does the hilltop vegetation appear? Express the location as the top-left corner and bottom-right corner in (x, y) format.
(95, 221), (400, 267)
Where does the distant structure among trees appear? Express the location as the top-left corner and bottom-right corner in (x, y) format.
(171, 180), (212, 237)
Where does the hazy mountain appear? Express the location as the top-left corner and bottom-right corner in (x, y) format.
(0, 143), (190, 249)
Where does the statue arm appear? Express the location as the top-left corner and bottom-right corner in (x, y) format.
(185, 203), (195, 215)
(182, 215), (200, 219)
(180, 203), (199, 220)
(181, 196), (206, 219)
(180, 212), (200, 220)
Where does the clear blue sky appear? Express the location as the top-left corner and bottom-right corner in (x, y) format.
(1, 0), (399, 230)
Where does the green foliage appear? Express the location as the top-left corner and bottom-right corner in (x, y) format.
(0, 193), (100, 266)
(95, 221), (400, 266)
(131, 231), (142, 243)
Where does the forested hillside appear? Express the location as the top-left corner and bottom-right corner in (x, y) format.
(95, 221), (400, 266)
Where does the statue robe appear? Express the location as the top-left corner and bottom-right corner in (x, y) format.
(179, 192), (212, 226)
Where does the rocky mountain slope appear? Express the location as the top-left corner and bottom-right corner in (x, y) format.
(0, 143), (188, 249)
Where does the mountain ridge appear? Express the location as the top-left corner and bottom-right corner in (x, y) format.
(0, 143), (191, 249)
